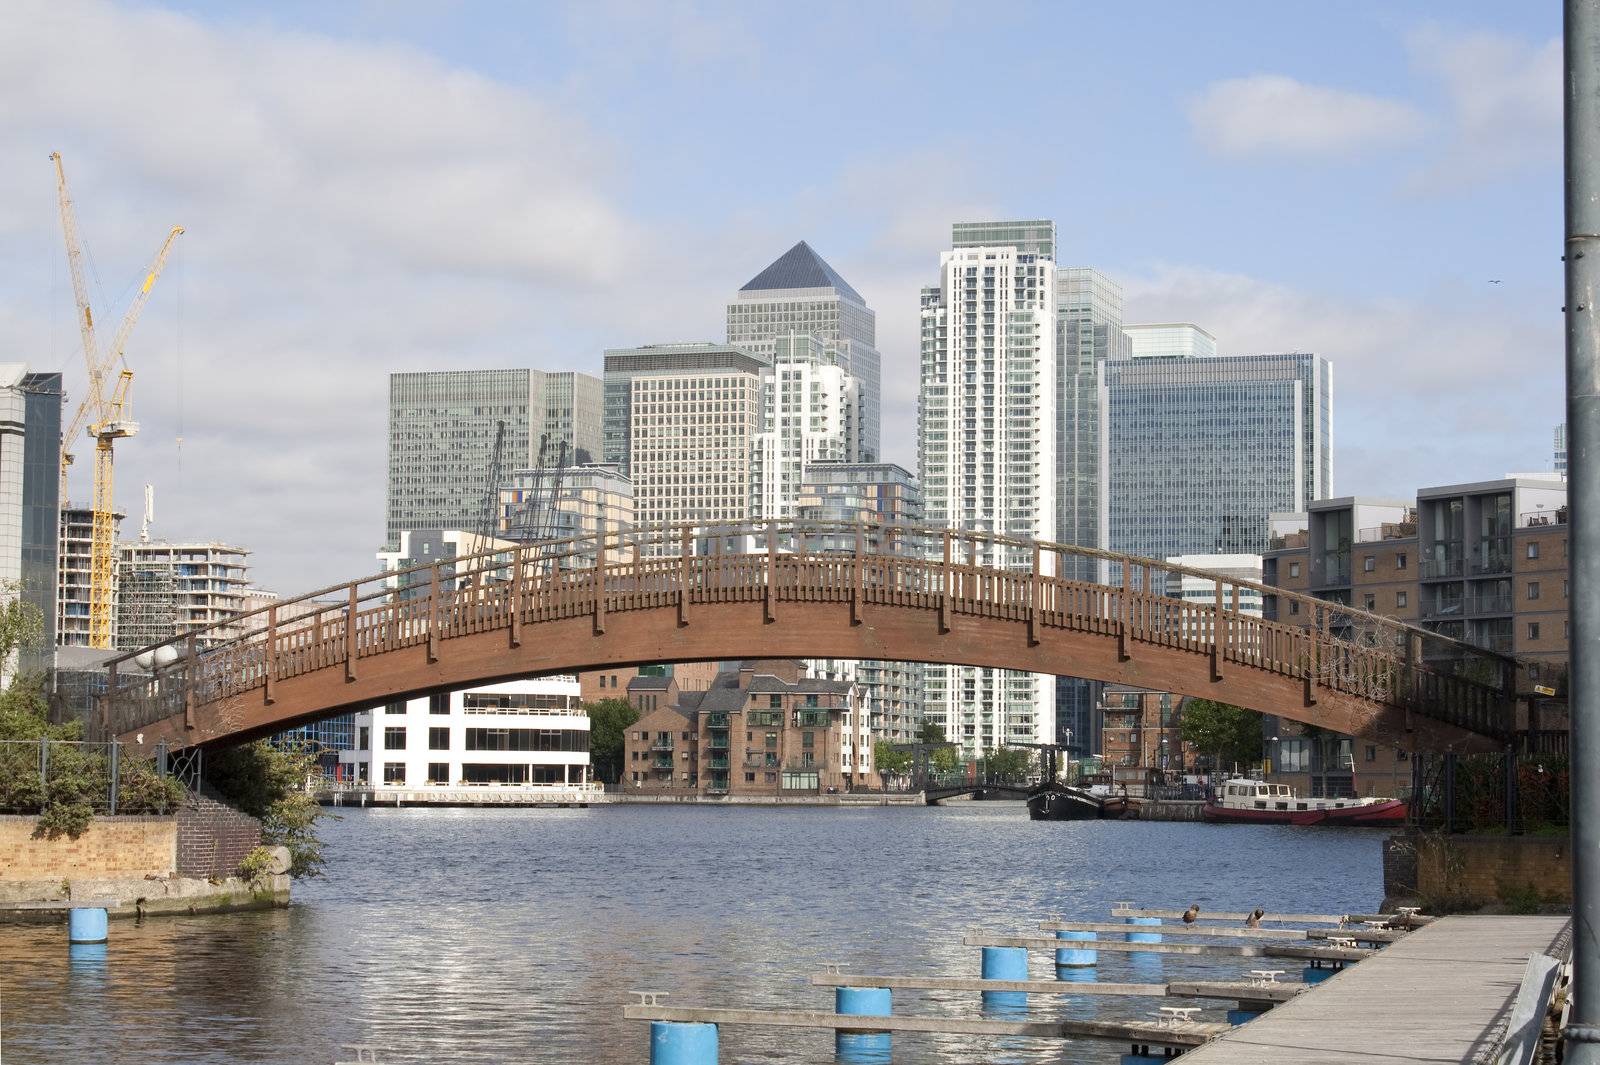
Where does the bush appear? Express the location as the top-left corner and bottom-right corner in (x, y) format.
(237, 845), (276, 883)
(207, 740), (328, 880)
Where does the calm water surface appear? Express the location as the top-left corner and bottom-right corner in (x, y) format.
(1, 803), (1385, 1064)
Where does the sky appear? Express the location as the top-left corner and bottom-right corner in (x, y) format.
(0, 0), (1566, 594)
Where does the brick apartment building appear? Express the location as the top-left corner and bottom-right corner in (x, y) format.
(1262, 477), (1569, 798)
(622, 660), (877, 795)
(1098, 686), (1195, 776)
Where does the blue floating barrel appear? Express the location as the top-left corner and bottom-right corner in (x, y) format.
(1302, 964), (1336, 984)
(68, 907), (108, 945)
(835, 986), (891, 1064)
(981, 946), (1030, 1008)
(1055, 930), (1098, 969)
(650, 1021), (718, 1065)
(1124, 916), (1162, 943)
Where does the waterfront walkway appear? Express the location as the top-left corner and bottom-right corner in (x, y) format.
(1178, 914), (1570, 1064)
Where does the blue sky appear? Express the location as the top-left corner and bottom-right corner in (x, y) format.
(0, 1), (1566, 591)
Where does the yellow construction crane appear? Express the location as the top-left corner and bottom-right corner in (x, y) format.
(50, 151), (183, 649)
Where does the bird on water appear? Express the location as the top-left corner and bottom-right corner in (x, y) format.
(1246, 907), (1265, 928)
(1182, 904), (1200, 924)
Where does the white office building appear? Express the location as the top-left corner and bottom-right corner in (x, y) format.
(1123, 323), (1218, 360)
(337, 677), (593, 793)
(918, 220), (1058, 756)
(750, 334), (859, 520)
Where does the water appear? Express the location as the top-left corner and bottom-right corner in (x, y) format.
(1, 804), (1386, 1064)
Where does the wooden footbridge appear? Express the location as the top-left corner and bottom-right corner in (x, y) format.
(93, 519), (1517, 753)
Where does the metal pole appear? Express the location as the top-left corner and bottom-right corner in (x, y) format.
(1568, 1), (1600, 1055)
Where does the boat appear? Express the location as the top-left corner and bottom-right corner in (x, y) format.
(1027, 782), (1127, 821)
(1202, 778), (1407, 827)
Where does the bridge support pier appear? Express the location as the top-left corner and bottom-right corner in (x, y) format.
(835, 986), (891, 1063)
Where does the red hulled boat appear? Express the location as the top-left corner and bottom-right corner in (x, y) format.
(1203, 778), (1407, 827)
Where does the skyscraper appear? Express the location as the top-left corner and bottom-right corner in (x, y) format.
(727, 241), (882, 462)
(919, 221), (1058, 756)
(1123, 323), (1218, 359)
(1104, 352), (1333, 562)
(386, 369), (603, 550)
(1556, 422), (1568, 476)
(750, 335), (859, 520)
(602, 343), (766, 535)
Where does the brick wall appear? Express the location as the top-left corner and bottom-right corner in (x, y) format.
(0, 815), (176, 879)
(175, 792), (264, 879)
(1402, 834), (1572, 906)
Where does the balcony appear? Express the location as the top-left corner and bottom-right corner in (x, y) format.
(651, 757), (673, 770)
(1465, 594), (1513, 616)
(794, 711), (830, 728)
(1474, 633), (1514, 654)
(1419, 551), (1463, 580)
(649, 740), (673, 752)
(706, 755), (729, 770)
(707, 735), (730, 751)
(1469, 538), (1512, 576)
(706, 712), (730, 728)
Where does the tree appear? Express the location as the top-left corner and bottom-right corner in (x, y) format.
(875, 742), (912, 779)
(1178, 698), (1263, 774)
(208, 741), (327, 879)
(930, 746), (961, 774)
(982, 746), (1035, 783)
(918, 721), (947, 745)
(584, 697), (638, 784)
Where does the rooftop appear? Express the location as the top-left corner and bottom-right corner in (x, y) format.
(739, 241), (864, 304)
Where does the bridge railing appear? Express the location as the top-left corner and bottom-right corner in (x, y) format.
(94, 518), (1517, 744)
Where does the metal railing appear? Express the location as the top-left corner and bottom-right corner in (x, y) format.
(0, 738), (186, 817)
(91, 517), (1519, 747)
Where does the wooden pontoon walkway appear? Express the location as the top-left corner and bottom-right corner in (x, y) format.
(1177, 915), (1570, 1064)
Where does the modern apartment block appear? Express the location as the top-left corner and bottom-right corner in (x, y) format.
(621, 659), (875, 795)
(919, 221), (1058, 755)
(1262, 478), (1571, 795)
(601, 343), (765, 535)
(727, 241), (882, 461)
(114, 541), (251, 651)
(498, 462), (634, 543)
(750, 334), (859, 520)
(376, 529), (515, 597)
(1105, 352), (1333, 563)
(337, 677), (591, 790)
(1555, 422), (1567, 476)
(1123, 323), (1218, 359)
(57, 504), (124, 648)
(386, 369), (603, 550)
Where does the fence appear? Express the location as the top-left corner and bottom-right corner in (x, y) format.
(0, 738), (188, 818)
(1409, 747), (1570, 835)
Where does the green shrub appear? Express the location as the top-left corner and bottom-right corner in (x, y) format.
(237, 846), (276, 883)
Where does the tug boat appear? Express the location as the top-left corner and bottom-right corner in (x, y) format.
(1027, 782), (1128, 821)
(1203, 778), (1407, 827)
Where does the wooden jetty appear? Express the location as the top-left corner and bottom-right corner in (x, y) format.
(964, 934), (1373, 963)
(621, 1004), (1231, 1048)
(1109, 905), (1432, 929)
(1173, 915), (1570, 1064)
(808, 972), (1304, 1004)
(1041, 920), (1406, 944)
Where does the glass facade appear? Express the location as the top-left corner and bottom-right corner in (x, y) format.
(1123, 323), (1218, 359)
(1555, 422), (1567, 475)
(602, 344), (768, 476)
(20, 372), (61, 663)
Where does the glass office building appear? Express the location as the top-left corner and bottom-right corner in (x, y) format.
(1105, 353), (1333, 563)
(727, 241), (882, 463)
(1123, 323), (1217, 360)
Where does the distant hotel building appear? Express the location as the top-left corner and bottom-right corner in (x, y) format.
(919, 220), (1058, 755)
(621, 660), (875, 795)
(337, 677), (592, 790)
(386, 369), (603, 550)
(57, 504), (124, 648)
(728, 241), (882, 462)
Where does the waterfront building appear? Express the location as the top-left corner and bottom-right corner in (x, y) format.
(337, 676), (591, 788)
(386, 369), (603, 550)
(793, 461), (925, 744)
(498, 462), (633, 543)
(750, 334), (859, 520)
(1167, 553), (1265, 614)
(919, 221), (1058, 755)
(621, 659), (875, 795)
(1098, 686), (1189, 774)
(57, 504), (124, 649)
(1122, 323), (1218, 360)
(114, 541), (250, 651)
(1262, 479), (1569, 796)
(727, 241), (881, 462)
(1105, 352), (1333, 564)
(602, 343), (765, 537)
(1556, 422), (1567, 476)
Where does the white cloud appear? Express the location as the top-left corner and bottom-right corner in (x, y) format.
(1187, 75), (1425, 159)
(1123, 265), (1564, 496)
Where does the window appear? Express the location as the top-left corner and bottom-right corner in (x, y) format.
(428, 727), (449, 751)
(1365, 745), (1377, 763)
(1277, 739), (1309, 773)
(429, 693), (449, 715)
(427, 762), (449, 784)
(384, 701), (405, 716)
(1396, 553), (1407, 570)
(384, 726), (406, 750)
(1289, 601), (1300, 615)
(1363, 594), (1376, 611)
(744, 772), (755, 782)
(1528, 622), (1541, 641)
(358, 726), (370, 750)
(802, 732), (815, 748)
(1527, 542), (1540, 559)
(1396, 591), (1408, 608)
(1363, 556), (1375, 573)
(1528, 580), (1541, 600)
(1289, 562), (1301, 578)
(383, 762), (405, 784)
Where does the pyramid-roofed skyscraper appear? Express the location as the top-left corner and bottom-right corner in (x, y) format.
(727, 241), (881, 462)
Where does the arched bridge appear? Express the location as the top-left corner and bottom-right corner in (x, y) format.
(94, 520), (1516, 755)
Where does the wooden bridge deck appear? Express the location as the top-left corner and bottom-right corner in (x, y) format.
(1176, 915), (1570, 1064)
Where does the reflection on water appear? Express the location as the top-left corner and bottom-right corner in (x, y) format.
(1, 803), (1384, 1064)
